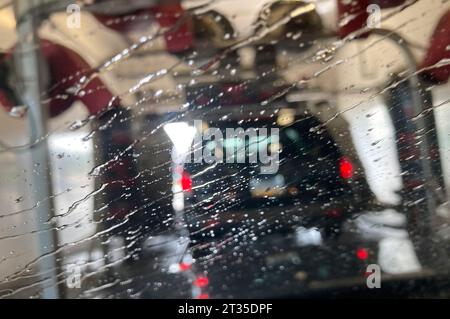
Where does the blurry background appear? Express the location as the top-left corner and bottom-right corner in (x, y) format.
(0, 0), (450, 298)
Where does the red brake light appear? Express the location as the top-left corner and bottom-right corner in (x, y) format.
(193, 276), (209, 288)
(326, 208), (342, 218)
(339, 157), (354, 179)
(179, 262), (192, 272)
(181, 170), (192, 192)
(356, 247), (369, 260)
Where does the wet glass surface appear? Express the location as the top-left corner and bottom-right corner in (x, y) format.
(0, 0), (450, 298)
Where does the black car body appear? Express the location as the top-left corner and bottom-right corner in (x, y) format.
(180, 81), (375, 244)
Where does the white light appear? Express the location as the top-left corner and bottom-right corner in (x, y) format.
(163, 122), (196, 157)
(294, 227), (323, 247)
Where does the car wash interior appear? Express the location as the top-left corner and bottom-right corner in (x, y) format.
(1, 0), (450, 298)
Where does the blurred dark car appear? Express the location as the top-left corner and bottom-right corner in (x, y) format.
(180, 81), (376, 245)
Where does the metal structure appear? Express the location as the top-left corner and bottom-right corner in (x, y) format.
(13, 0), (61, 299)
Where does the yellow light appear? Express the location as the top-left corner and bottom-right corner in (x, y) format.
(290, 3), (315, 19)
(277, 108), (295, 126)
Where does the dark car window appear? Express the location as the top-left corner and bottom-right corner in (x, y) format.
(186, 115), (349, 207)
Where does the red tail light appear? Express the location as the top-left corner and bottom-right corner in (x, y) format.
(181, 170), (193, 192)
(356, 247), (369, 260)
(339, 157), (354, 179)
(193, 276), (209, 288)
(179, 262), (192, 272)
(326, 208), (342, 218)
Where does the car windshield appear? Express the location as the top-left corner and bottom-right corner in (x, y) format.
(1, 0), (450, 299)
